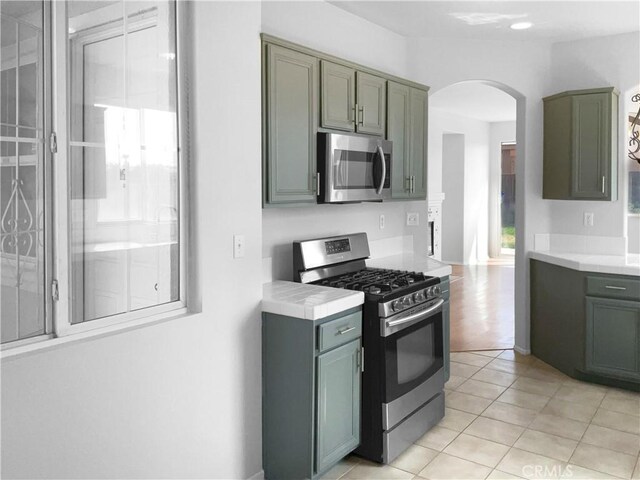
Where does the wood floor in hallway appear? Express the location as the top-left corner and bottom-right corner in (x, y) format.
(450, 258), (515, 352)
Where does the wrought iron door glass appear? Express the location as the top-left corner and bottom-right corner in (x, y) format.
(0, 2), (46, 343)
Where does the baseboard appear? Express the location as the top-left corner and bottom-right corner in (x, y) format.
(247, 470), (264, 480)
(514, 345), (531, 355)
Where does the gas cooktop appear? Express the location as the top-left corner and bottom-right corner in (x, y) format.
(311, 267), (437, 298)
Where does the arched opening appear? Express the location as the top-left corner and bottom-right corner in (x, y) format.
(428, 80), (526, 353)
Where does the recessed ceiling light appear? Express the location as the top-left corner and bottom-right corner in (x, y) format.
(510, 22), (533, 30)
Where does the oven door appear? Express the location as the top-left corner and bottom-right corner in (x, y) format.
(382, 299), (444, 404)
(323, 132), (391, 203)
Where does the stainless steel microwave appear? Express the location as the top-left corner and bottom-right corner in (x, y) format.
(318, 132), (392, 203)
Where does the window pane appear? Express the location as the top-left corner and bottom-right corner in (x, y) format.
(0, 2), (46, 344)
(67, 1), (179, 324)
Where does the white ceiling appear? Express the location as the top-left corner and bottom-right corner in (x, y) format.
(430, 83), (517, 122)
(331, 1), (640, 43)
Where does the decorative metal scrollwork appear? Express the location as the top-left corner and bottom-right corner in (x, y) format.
(630, 93), (640, 164)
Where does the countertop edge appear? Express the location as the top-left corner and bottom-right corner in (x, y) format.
(529, 251), (640, 277)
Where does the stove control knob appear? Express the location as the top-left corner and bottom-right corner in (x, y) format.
(433, 285), (442, 297)
(424, 287), (432, 298)
(402, 295), (413, 307)
(413, 291), (425, 303)
(392, 300), (403, 312)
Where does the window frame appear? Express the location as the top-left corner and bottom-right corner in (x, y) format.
(2, 0), (189, 352)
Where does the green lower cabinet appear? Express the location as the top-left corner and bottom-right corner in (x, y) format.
(262, 307), (362, 480)
(586, 296), (640, 381)
(316, 339), (361, 473)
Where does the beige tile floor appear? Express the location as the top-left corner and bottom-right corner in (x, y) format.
(322, 350), (640, 480)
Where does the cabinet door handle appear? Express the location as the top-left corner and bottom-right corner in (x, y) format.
(601, 176), (605, 193)
(359, 106), (365, 125)
(361, 347), (365, 373)
(352, 104), (357, 124)
(316, 172), (321, 196)
(605, 285), (626, 290)
(337, 326), (356, 335)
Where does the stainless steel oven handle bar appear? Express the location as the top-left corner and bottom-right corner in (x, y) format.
(376, 145), (386, 195)
(386, 299), (444, 328)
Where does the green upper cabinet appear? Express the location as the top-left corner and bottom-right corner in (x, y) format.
(356, 71), (386, 136)
(388, 81), (428, 199)
(264, 44), (319, 204)
(321, 61), (356, 131)
(320, 61), (386, 136)
(543, 87), (618, 201)
(262, 35), (430, 206)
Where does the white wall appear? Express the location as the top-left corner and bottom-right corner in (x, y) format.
(546, 32), (640, 243)
(441, 133), (465, 263)
(261, 1), (431, 278)
(431, 108), (491, 264)
(489, 121), (517, 257)
(2, 2), (264, 479)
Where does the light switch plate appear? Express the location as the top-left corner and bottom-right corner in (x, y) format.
(407, 212), (419, 226)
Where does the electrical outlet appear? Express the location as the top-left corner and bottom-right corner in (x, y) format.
(233, 234), (245, 258)
(406, 212), (419, 226)
(379, 214), (385, 229)
(583, 212), (594, 227)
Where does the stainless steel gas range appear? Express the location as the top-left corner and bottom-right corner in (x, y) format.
(293, 232), (445, 464)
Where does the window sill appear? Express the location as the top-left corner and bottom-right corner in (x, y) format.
(1, 306), (190, 362)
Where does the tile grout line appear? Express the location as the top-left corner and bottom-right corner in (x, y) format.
(564, 384), (640, 479)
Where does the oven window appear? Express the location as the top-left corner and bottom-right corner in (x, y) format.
(396, 323), (435, 384)
(332, 149), (390, 190)
(384, 311), (443, 403)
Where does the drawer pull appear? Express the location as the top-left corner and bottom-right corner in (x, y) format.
(337, 326), (356, 335)
(605, 285), (627, 290)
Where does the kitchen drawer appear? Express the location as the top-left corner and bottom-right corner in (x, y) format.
(318, 311), (361, 353)
(587, 276), (640, 301)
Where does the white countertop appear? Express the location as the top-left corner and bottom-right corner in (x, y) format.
(262, 280), (364, 320)
(367, 253), (453, 278)
(530, 251), (640, 277)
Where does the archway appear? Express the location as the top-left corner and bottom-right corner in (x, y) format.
(429, 80), (526, 353)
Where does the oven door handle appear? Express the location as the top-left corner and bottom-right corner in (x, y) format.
(376, 145), (386, 195)
(386, 299), (444, 328)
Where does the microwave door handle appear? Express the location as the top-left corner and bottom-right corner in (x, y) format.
(376, 145), (386, 195)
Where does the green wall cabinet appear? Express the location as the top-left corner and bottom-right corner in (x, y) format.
(262, 35), (430, 206)
(586, 297), (640, 382)
(320, 61), (386, 136)
(388, 81), (428, 199)
(264, 44), (319, 204)
(262, 307), (363, 479)
(321, 61), (356, 131)
(543, 87), (618, 201)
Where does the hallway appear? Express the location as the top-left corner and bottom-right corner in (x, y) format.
(450, 258), (515, 352)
